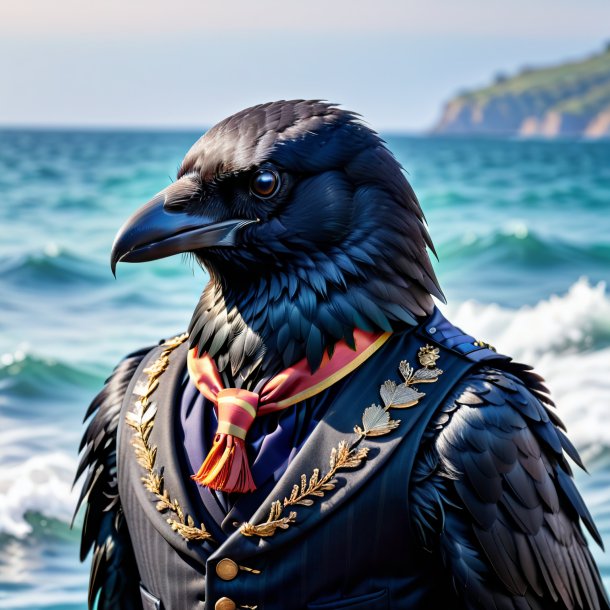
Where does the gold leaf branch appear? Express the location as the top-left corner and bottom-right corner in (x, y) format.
(285, 442), (369, 507)
(240, 501), (297, 537)
(240, 441), (369, 537)
(240, 344), (444, 538)
(126, 333), (213, 543)
(357, 345), (444, 439)
(354, 404), (400, 438)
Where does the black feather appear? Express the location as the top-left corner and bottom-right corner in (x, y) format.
(75, 346), (152, 608)
(410, 365), (609, 609)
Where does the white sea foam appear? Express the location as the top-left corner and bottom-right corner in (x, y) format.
(0, 451), (78, 538)
(445, 278), (610, 362)
(444, 277), (610, 456)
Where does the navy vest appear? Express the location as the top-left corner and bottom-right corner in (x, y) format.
(117, 310), (506, 610)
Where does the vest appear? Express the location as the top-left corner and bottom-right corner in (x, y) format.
(117, 309), (507, 610)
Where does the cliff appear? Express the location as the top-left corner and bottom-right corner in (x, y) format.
(432, 46), (610, 138)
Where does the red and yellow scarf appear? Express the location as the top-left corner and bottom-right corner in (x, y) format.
(187, 330), (391, 493)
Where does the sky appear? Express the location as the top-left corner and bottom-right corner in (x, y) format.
(1, 0), (609, 132)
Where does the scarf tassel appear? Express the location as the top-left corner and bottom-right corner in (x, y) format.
(191, 434), (256, 493)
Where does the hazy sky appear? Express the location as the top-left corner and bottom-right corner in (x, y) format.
(1, 0), (609, 131)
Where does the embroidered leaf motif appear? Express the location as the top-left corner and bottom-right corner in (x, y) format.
(127, 334), (213, 544)
(239, 344), (443, 540)
(340, 445), (370, 469)
(143, 378), (160, 399)
(269, 500), (282, 521)
(355, 404), (401, 438)
(287, 470), (323, 506)
(412, 367), (443, 383)
(399, 361), (414, 383)
(379, 381), (396, 408)
(240, 511), (297, 537)
(240, 501), (297, 537)
(240, 441), (369, 537)
(168, 518), (212, 541)
(392, 386), (425, 408)
(379, 380), (424, 409)
(141, 402), (157, 424)
(133, 379), (148, 397)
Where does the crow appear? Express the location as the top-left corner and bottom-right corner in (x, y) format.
(76, 100), (608, 610)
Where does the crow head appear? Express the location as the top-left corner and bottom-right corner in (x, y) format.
(111, 100), (444, 386)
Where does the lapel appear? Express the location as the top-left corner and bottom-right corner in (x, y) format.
(124, 341), (216, 565)
(209, 331), (434, 562)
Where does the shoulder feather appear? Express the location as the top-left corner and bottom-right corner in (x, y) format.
(74, 345), (155, 609)
(411, 365), (609, 610)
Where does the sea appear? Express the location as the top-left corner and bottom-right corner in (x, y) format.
(0, 129), (609, 609)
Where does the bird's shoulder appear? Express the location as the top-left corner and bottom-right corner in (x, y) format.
(410, 362), (608, 609)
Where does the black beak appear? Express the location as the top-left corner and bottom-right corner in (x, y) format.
(110, 192), (254, 275)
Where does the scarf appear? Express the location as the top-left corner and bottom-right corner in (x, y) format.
(186, 329), (391, 493)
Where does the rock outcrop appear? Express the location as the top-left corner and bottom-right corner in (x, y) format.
(432, 46), (610, 138)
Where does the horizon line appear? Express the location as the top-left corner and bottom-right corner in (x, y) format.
(0, 123), (427, 136)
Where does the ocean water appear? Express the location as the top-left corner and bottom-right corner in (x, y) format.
(0, 129), (609, 609)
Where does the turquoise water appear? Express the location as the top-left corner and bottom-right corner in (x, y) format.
(1, 130), (609, 608)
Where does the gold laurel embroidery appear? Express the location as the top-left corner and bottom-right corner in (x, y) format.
(240, 441), (369, 537)
(239, 501), (297, 537)
(355, 344), (443, 439)
(126, 333), (213, 543)
(239, 344), (443, 538)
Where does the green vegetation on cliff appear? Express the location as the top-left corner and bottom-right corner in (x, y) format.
(433, 45), (610, 138)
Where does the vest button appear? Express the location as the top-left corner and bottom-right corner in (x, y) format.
(215, 597), (236, 610)
(216, 558), (239, 581)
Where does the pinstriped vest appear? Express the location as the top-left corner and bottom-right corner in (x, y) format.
(117, 310), (506, 610)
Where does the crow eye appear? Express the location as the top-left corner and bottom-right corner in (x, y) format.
(250, 169), (280, 199)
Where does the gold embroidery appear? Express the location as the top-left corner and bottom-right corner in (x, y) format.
(129, 336), (444, 542)
(240, 344), (444, 538)
(474, 339), (496, 352)
(354, 404), (401, 438)
(417, 344), (441, 369)
(126, 333), (213, 543)
(239, 502), (297, 537)
(240, 441), (368, 537)
(355, 345), (444, 440)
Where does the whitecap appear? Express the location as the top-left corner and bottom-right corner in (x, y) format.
(0, 452), (77, 538)
(445, 277), (610, 361)
(443, 278), (610, 455)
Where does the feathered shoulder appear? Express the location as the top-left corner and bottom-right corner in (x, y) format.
(411, 361), (609, 609)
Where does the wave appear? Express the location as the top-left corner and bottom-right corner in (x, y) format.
(0, 452), (78, 539)
(0, 352), (98, 539)
(438, 226), (610, 269)
(444, 278), (610, 457)
(0, 246), (107, 288)
(445, 277), (610, 358)
(0, 350), (104, 400)
(0, 244), (200, 297)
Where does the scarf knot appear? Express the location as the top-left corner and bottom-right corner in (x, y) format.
(215, 388), (258, 439)
(191, 388), (259, 493)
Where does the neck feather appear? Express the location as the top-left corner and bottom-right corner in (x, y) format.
(188, 255), (434, 390)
